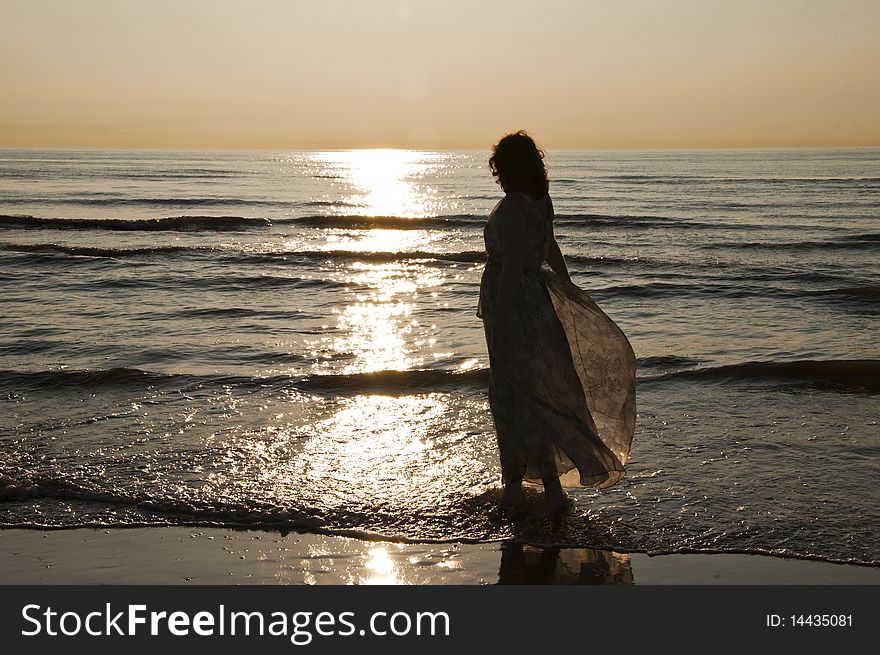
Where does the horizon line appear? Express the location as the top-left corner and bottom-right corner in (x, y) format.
(2, 144), (879, 153)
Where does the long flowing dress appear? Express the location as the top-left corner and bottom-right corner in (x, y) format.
(477, 191), (636, 489)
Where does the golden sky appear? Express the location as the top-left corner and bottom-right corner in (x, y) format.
(1, 0), (878, 149)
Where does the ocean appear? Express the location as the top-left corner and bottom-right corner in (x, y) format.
(1, 148), (877, 566)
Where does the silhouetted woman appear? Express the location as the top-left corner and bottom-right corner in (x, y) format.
(477, 130), (637, 517)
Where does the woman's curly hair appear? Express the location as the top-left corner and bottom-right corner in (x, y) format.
(488, 130), (549, 198)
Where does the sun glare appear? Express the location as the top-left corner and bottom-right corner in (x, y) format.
(313, 149), (444, 218)
(363, 546), (401, 585)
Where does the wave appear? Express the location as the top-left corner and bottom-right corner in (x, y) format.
(0, 241), (764, 273)
(565, 253), (726, 273)
(0, 211), (743, 234)
(0, 367), (201, 389)
(636, 355), (704, 369)
(587, 280), (877, 302)
(0, 166), (242, 179)
(0, 241), (856, 278)
(3, 242), (488, 264)
(805, 286), (880, 314)
(0, 475), (329, 533)
(839, 232), (880, 242)
(556, 213), (769, 231)
(0, 197), (287, 207)
(0, 366), (491, 395)
(4, 359), (877, 397)
(295, 200), (361, 209)
(281, 249), (487, 264)
(3, 241), (686, 269)
(85, 273), (346, 292)
(0, 241), (779, 279)
(6, 243), (871, 307)
(597, 174), (721, 184)
(175, 306), (310, 319)
(295, 368), (490, 393)
(2, 472), (877, 565)
(0, 210), (768, 236)
(641, 359), (880, 393)
(810, 286), (880, 300)
(113, 170), (239, 180)
(280, 214), (484, 229)
(595, 174), (880, 186)
(0, 214), (271, 231)
(4, 242), (222, 258)
(555, 213), (711, 229)
(587, 280), (804, 300)
(709, 238), (878, 251)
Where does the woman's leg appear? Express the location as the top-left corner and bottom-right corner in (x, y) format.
(541, 474), (566, 514)
(501, 479), (522, 517)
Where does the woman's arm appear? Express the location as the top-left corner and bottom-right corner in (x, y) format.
(543, 197), (572, 283)
(493, 196), (526, 331)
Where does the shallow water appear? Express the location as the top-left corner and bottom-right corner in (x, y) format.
(1, 148), (878, 565)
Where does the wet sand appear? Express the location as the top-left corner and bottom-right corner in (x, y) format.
(1, 528), (878, 585)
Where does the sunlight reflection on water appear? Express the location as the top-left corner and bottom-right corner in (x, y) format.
(330, 263), (444, 374)
(312, 149), (448, 218)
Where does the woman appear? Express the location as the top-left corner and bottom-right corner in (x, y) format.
(477, 130), (637, 517)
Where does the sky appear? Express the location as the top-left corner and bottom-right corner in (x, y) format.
(1, 0), (878, 149)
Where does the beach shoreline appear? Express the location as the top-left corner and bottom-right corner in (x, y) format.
(1, 527), (878, 585)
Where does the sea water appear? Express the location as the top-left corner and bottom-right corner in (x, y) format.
(1, 148), (877, 565)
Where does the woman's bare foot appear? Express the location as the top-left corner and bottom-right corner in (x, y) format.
(501, 480), (522, 518)
(541, 475), (568, 517)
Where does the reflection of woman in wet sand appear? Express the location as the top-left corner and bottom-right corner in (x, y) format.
(477, 130), (637, 517)
(498, 542), (634, 584)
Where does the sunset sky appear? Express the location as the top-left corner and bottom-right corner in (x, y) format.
(1, 0), (878, 149)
